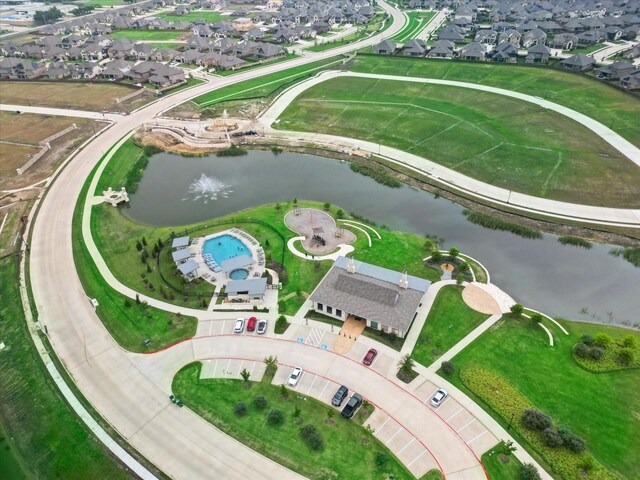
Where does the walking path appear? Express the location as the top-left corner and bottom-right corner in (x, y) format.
(259, 70), (640, 228)
(0, 104), (124, 121)
(286, 236), (354, 260)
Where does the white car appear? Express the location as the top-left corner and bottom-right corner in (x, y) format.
(256, 319), (268, 335)
(430, 388), (448, 407)
(234, 318), (245, 333)
(287, 367), (303, 387)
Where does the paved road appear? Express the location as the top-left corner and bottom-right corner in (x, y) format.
(0, 104), (124, 121)
(259, 70), (640, 228)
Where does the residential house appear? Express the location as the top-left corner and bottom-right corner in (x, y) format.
(521, 28), (546, 47)
(620, 71), (640, 91)
(459, 42), (486, 61)
(560, 54), (595, 71)
(491, 41), (519, 62)
(594, 61), (636, 80)
(402, 38), (427, 57)
(373, 39), (397, 55)
(525, 43), (551, 63)
(549, 33), (578, 50)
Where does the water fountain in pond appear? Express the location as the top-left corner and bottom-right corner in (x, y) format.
(184, 174), (233, 203)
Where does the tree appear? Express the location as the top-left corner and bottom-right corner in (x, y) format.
(617, 348), (634, 366)
(530, 313), (543, 323)
(593, 332), (613, 348)
(519, 464), (541, 480)
(459, 262), (470, 272)
(398, 354), (414, 374)
(448, 246), (459, 259)
(279, 383), (289, 399)
(34, 7), (63, 24)
(336, 209), (345, 218)
(274, 202), (282, 211)
(430, 250), (443, 263)
(323, 202), (331, 211)
(266, 409), (284, 426)
(263, 355), (278, 376)
(375, 452), (390, 469)
(326, 408), (335, 424)
(240, 368), (250, 385)
(253, 395), (268, 410)
(622, 335), (637, 348)
(234, 402), (247, 416)
(455, 272), (465, 285)
(521, 409), (552, 431)
(510, 303), (524, 318)
(142, 236), (147, 246)
(136, 240), (142, 251)
(300, 424), (324, 451)
(71, 5), (94, 16)
(441, 361), (455, 375)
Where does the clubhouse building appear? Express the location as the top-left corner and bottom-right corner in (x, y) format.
(309, 256), (431, 338)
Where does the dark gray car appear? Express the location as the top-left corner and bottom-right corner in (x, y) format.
(341, 393), (363, 418)
(331, 385), (349, 406)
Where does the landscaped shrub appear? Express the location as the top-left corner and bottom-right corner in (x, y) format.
(617, 348), (635, 365)
(253, 395), (268, 410)
(300, 424), (324, 451)
(375, 452), (390, 469)
(441, 361), (455, 375)
(522, 409), (552, 431)
(275, 315), (290, 334)
(510, 304), (524, 318)
(234, 402), (247, 417)
(266, 409), (284, 426)
(519, 463), (541, 480)
(593, 333), (613, 348)
(580, 334), (594, 345)
(544, 428), (563, 448)
(622, 335), (637, 348)
(589, 346), (604, 360)
(558, 427), (586, 453)
(574, 343), (590, 358)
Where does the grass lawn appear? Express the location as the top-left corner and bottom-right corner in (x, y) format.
(443, 318), (640, 479)
(0, 81), (142, 111)
(572, 43), (606, 55)
(482, 443), (524, 480)
(214, 53), (300, 76)
(192, 57), (343, 107)
(74, 150), (198, 352)
(90, 139), (442, 316)
(275, 76), (640, 208)
(0, 257), (129, 479)
(306, 13), (392, 52)
(412, 285), (489, 367)
(172, 363), (417, 480)
(391, 11), (436, 43)
(156, 10), (225, 23)
(111, 29), (188, 41)
(162, 76), (205, 94)
(347, 56), (640, 149)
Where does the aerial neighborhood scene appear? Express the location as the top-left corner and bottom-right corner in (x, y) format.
(1, 0), (639, 479)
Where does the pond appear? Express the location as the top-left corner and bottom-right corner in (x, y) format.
(124, 150), (640, 326)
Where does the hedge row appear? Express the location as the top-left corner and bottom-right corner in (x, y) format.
(460, 366), (614, 480)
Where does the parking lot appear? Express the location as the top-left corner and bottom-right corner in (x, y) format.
(196, 317), (272, 337)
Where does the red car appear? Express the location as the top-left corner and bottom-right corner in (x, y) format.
(247, 317), (257, 332)
(362, 348), (378, 366)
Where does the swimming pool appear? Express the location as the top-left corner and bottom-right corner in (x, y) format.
(203, 234), (252, 267)
(229, 268), (249, 280)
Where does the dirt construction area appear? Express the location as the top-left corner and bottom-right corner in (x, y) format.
(0, 81), (154, 113)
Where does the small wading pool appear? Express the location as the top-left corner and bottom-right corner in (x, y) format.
(229, 268), (249, 280)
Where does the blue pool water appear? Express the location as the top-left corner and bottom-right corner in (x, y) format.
(229, 268), (249, 280)
(203, 234), (251, 266)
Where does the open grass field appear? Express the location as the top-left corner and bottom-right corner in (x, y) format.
(444, 318), (640, 479)
(0, 81), (142, 111)
(111, 29), (189, 41)
(347, 56), (640, 149)
(192, 57), (343, 107)
(90, 139), (441, 316)
(391, 11), (436, 43)
(0, 257), (129, 479)
(156, 10), (225, 23)
(172, 363), (418, 480)
(275, 76), (640, 207)
(0, 111), (89, 145)
(411, 285), (489, 367)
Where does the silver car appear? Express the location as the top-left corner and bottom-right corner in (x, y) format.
(234, 318), (245, 333)
(430, 388), (448, 407)
(287, 367), (303, 387)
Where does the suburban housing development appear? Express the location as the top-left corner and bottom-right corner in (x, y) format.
(0, 0), (639, 480)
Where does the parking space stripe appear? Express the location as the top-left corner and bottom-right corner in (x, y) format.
(208, 321), (213, 336)
(319, 379), (330, 398)
(306, 374), (318, 394)
(238, 361), (244, 378)
(446, 407), (463, 421)
(226, 359), (231, 375)
(407, 449), (428, 467)
(467, 430), (488, 444)
(397, 438), (415, 454)
(456, 418), (476, 433)
(385, 426), (403, 445)
(376, 416), (392, 434)
(249, 361), (256, 377)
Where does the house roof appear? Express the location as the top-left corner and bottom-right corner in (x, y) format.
(226, 278), (268, 296)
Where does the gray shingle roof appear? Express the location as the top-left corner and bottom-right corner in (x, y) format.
(226, 278), (267, 296)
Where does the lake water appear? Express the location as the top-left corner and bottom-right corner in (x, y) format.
(125, 150), (640, 326)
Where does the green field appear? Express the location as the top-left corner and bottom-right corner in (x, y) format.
(173, 363), (418, 480)
(215, 54), (299, 76)
(444, 318), (640, 479)
(156, 10), (225, 23)
(111, 29), (188, 41)
(391, 11), (436, 43)
(275, 76), (640, 207)
(411, 285), (490, 367)
(0, 257), (129, 479)
(306, 13), (393, 52)
(192, 57), (343, 107)
(347, 56), (640, 149)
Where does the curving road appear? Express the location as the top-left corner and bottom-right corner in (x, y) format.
(259, 70), (640, 228)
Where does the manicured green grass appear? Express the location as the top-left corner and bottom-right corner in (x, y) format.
(74, 151), (197, 352)
(192, 57), (343, 107)
(443, 318), (640, 479)
(111, 29), (188, 41)
(156, 10), (224, 23)
(391, 11), (436, 42)
(275, 76), (640, 208)
(482, 443), (524, 480)
(306, 13), (392, 52)
(0, 257), (129, 479)
(412, 285), (490, 367)
(572, 43), (606, 55)
(173, 363), (416, 480)
(347, 56), (640, 149)
(214, 54), (300, 76)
